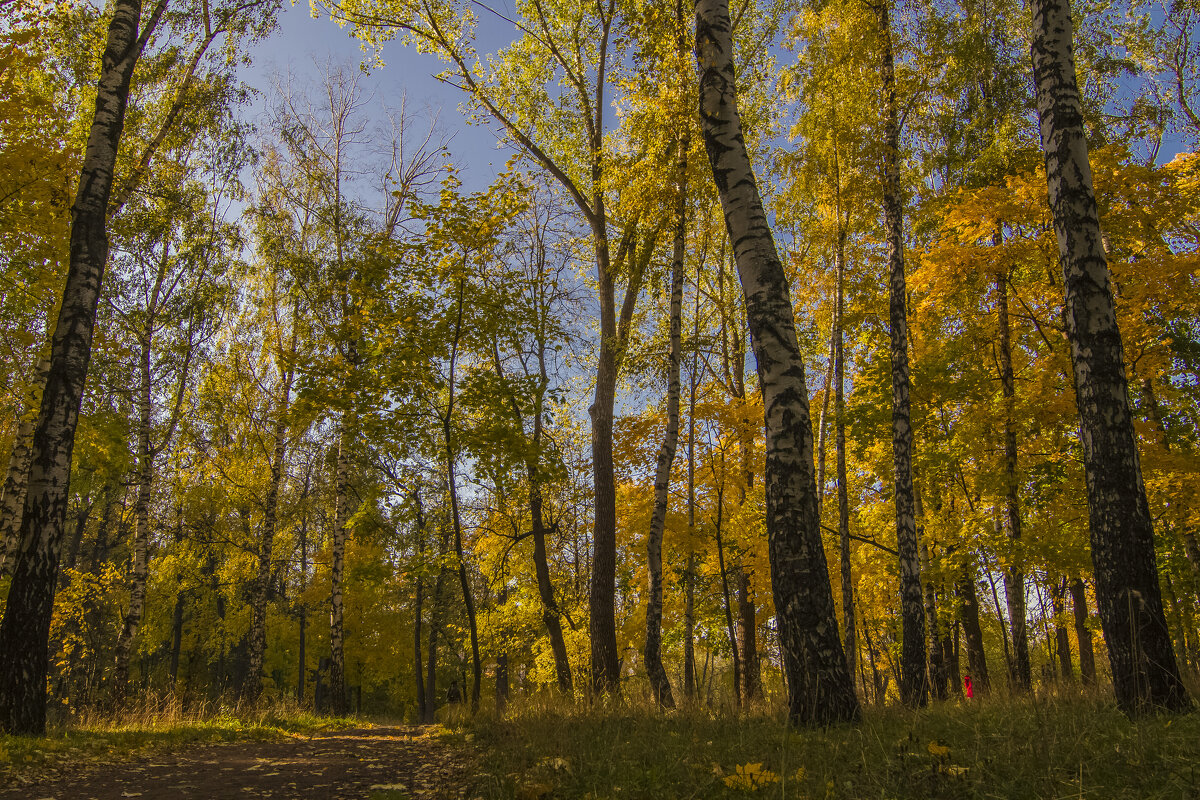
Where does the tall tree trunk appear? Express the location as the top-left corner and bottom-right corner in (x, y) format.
(683, 310), (699, 700)
(413, 490), (427, 719)
(0, 0), (166, 735)
(0, 358), (48, 578)
(1031, 0), (1191, 714)
(445, 281), (481, 712)
(495, 585), (509, 710)
(1069, 577), (1096, 685)
(874, 0), (926, 709)
(737, 569), (759, 702)
(424, 521), (451, 724)
(645, 132), (687, 710)
(712, 482), (742, 706)
(914, 484), (947, 700)
(298, 488), (308, 703)
(246, 366), (294, 702)
(112, 337), (156, 701)
(956, 562), (990, 691)
(834, 218), (855, 684)
(330, 421), (352, 715)
(695, 0), (859, 725)
(995, 268), (1032, 691)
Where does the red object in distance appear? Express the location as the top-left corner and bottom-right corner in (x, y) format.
(964, 674), (974, 699)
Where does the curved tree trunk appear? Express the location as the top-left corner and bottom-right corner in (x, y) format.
(645, 132), (687, 710)
(0, 0), (166, 735)
(1031, 0), (1191, 715)
(694, 0), (859, 725)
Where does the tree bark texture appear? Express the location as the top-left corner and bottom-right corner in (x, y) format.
(0, 0), (165, 734)
(874, 0), (927, 709)
(695, 0), (859, 725)
(329, 422), (352, 715)
(644, 134), (687, 709)
(1030, 0), (1191, 714)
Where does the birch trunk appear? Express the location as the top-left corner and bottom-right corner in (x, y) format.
(112, 336), (155, 699)
(873, 0), (926, 709)
(1031, 0), (1191, 714)
(683, 309), (699, 700)
(995, 268), (1031, 691)
(644, 133), (686, 709)
(695, 0), (859, 725)
(330, 421), (352, 715)
(0, 0), (165, 735)
(413, 490), (427, 719)
(246, 363), (295, 702)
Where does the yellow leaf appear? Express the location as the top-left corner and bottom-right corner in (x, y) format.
(927, 741), (950, 757)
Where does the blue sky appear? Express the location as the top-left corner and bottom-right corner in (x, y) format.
(245, 0), (523, 191)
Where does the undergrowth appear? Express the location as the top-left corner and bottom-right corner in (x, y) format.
(460, 689), (1200, 799)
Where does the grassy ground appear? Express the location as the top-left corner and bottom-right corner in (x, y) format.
(0, 700), (359, 787)
(460, 689), (1200, 799)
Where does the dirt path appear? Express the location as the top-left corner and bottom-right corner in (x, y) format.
(1, 726), (474, 800)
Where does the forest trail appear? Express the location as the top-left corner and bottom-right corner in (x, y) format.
(1, 726), (473, 800)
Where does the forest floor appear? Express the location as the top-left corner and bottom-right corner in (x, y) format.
(0, 720), (472, 800)
(2, 691), (1199, 799)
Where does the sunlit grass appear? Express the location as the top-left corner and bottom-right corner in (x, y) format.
(462, 688), (1200, 799)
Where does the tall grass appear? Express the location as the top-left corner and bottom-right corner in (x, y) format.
(461, 688), (1200, 799)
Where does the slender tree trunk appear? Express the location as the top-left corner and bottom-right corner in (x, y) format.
(1051, 577), (1073, 680)
(712, 482), (742, 706)
(0, 0), (166, 735)
(298, 490), (308, 703)
(1069, 577), (1096, 685)
(683, 316), (699, 700)
(424, 522), (451, 724)
(112, 337), (156, 701)
(874, 0), (926, 709)
(695, 0), (859, 725)
(957, 563), (990, 691)
(995, 269), (1032, 691)
(247, 365), (295, 702)
(330, 421), (352, 715)
(834, 221), (855, 683)
(413, 490), (427, 719)
(645, 132), (687, 710)
(1031, 0), (1191, 714)
(496, 585), (509, 710)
